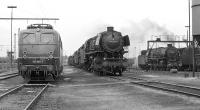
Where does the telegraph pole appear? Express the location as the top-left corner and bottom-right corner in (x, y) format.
(7, 6), (17, 71)
(14, 33), (16, 60)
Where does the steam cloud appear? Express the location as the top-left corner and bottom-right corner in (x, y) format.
(119, 19), (175, 58)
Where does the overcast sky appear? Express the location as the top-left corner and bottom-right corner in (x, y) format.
(0, 0), (189, 57)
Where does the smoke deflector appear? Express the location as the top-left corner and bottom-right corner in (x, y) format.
(123, 35), (130, 46)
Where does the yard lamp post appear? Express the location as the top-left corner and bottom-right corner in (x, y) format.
(7, 6), (17, 71)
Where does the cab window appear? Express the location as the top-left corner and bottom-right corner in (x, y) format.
(40, 33), (55, 43)
(22, 33), (35, 44)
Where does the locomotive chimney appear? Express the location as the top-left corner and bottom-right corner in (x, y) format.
(167, 44), (172, 47)
(156, 38), (161, 41)
(107, 27), (114, 31)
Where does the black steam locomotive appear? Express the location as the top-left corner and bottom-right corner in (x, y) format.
(69, 27), (130, 76)
(138, 44), (200, 71)
(18, 24), (63, 81)
(138, 44), (180, 71)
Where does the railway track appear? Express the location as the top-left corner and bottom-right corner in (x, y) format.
(109, 76), (200, 98)
(0, 72), (19, 80)
(0, 83), (50, 110)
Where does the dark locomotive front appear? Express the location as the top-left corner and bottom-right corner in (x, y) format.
(18, 24), (63, 81)
(84, 27), (130, 76)
(165, 44), (180, 70)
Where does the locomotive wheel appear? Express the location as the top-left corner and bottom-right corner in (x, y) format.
(113, 72), (117, 76)
(53, 75), (56, 80)
(103, 71), (107, 76)
(118, 72), (122, 76)
(22, 75), (25, 79)
(116, 72), (122, 76)
(113, 72), (121, 76)
(99, 72), (103, 76)
(99, 71), (106, 76)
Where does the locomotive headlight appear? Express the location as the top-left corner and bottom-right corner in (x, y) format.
(47, 65), (54, 71)
(49, 51), (53, 58)
(23, 51), (27, 58)
(23, 55), (27, 58)
(21, 66), (27, 71)
(37, 28), (40, 32)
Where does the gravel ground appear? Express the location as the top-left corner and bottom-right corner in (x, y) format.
(32, 66), (200, 110)
(34, 83), (200, 110)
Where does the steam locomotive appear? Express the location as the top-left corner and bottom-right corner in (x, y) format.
(138, 44), (200, 71)
(138, 44), (180, 71)
(18, 24), (63, 81)
(69, 27), (130, 76)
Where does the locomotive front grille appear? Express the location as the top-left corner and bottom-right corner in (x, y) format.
(19, 65), (56, 72)
(19, 65), (56, 80)
(25, 65), (48, 71)
(30, 71), (46, 79)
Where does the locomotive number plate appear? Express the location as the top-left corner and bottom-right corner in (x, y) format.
(33, 60), (43, 63)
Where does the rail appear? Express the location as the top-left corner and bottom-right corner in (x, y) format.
(0, 71), (19, 80)
(0, 84), (50, 110)
(109, 76), (200, 98)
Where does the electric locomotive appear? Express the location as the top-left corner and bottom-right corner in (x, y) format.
(18, 24), (63, 81)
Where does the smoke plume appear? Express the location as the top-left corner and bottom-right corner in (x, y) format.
(119, 19), (175, 58)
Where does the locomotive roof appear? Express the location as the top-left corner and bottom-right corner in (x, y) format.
(27, 24), (53, 29)
(18, 27), (61, 41)
(19, 26), (59, 35)
(20, 28), (58, 33)
(19, 24), (59, 34)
